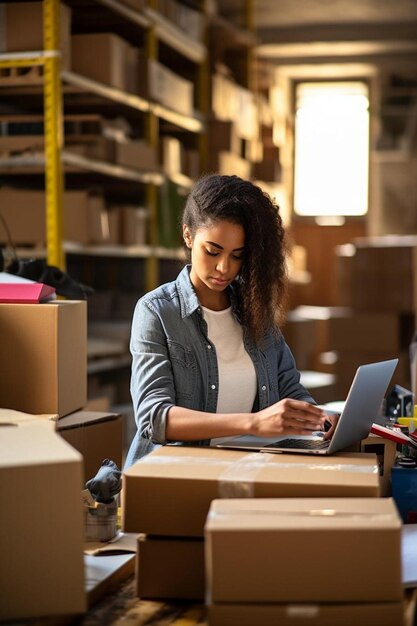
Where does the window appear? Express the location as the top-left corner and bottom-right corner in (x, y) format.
(293, 81), (369, 220)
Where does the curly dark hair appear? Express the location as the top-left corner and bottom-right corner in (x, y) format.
(182, 174), (288, 345)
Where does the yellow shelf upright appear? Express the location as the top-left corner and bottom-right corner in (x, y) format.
(43, 0), (65, 270)
(145, 1), (159, 292)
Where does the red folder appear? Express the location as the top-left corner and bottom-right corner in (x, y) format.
(0, 282), (56, 303)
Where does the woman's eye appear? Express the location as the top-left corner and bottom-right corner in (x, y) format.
(232, 255), (243, 261)
(205, 249), (218, 256)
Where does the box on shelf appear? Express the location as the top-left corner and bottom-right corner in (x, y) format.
(136, 535), (204, 600)
(122, 446), (380, 537)
(0, 1), (72, 70)
(0, 301), (87, 416)
(161, 136), (185, 175)
(207, 120), (241, 155)
(205, 497), (402, 604)
(148, 59), (194, 116)
(352, 237), (417, 313)
(115, 139), (158, 170)
(71, 33), (133, 91)
(57, 411), (123, 483)
(0, 187), (107, 246)
(120, 206), (148, 246)
(207, 601), (405, 626)
(208, 151), (251, 180)
(183, 149), (200, 180)
(0, 424), (85, 621)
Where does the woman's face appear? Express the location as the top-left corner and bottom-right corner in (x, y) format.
(184, 220), (245, 309)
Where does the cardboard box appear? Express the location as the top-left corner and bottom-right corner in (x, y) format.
(205, 497), (402, 603)
(290, 305), (404, 353)
(208, 151), (251, 179)
(207, 120), (241, 154)
(207, 601), (405, 626)
(0, 301), (87, 416)
(120, 206), (148, 245)
(71, 33), (132, 90)
(115, 139), (158, 170)
(0, 424), (86, 621)
(0, 408), (56, 428)
(361, 434), (398, 496)
(148, 59), (194, 116)
(0, 187), (106, 246)
(136, 536), (204, 600)
(122, 447), (380, 537)
(57, 411), (123, 482)
(0, 2), (71, 70)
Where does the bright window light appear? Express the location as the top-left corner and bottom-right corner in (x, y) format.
(294, 81), (369, 217)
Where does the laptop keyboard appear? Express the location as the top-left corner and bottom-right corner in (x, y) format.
(263, 438), (330, 450)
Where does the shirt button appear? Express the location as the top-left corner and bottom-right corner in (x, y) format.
(261, 385), (267, 391)
(207, 345), (212, 349)
(211, 384), (216, 390)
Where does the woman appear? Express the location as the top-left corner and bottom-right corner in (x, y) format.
(124, 174), (326, 467)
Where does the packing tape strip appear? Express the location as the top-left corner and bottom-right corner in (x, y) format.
(218, 452), (273, 498)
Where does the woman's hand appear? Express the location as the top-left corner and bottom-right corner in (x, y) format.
(250, 399), (327, 438)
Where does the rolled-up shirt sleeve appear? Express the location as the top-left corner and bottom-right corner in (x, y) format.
(130, 299), (175, 445)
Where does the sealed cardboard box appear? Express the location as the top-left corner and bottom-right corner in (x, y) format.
(122, 446), (380, 537)
(0, 407), (57, 428)
(205, 497), (402, 603)
(207, 601), (405, 626)
(57, 411), (123, 482)
(148, 59), (194, 116)
(0, 301), (87, 416)
(136, 536), (204, 600)
(0, 424), (86, 621)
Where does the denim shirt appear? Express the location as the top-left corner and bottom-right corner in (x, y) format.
(124, 265), (315, 468)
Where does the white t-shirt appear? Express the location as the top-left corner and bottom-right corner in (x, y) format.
(202, 305), (257, 413)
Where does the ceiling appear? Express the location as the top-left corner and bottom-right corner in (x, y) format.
(221, 0), (417, 64)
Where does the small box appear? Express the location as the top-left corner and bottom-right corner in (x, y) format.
(207, 601), (405, 626)
(136, 536), (204, 600)
(205, 497), (402, 603)
(115, 139), (158, 170)
(57, 411), (123, 483)
(0, 301), (87, 417)
(148, 59), (194, 116)
(0, 424), (86, 621)
(122, 446), (380, 537)
(71, 33), (131, 90)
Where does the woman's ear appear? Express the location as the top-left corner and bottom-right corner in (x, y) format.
(183, 225), (192, 249)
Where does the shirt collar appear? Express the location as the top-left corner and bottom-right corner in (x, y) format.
(176, 265), (241, 321)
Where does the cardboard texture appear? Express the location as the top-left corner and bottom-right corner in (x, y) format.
(0, 424), (86, 620)
(205, 498), (402, 604)
(0, 188), (105, 246)
(148, 59), (194, 116)
(207, 602), (405, 626)
(0, 300), (87, 416)
(122, 446), (380, 537)
(361, 433), (398, 496)
(71, 33), (132, 90)
(57, 411), (123, 482)
(136, 536), (204, 600)
(0, 408), (56, 428)
(0, 2), (71, 70)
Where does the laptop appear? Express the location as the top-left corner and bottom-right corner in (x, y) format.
(212, 359), (398, 456)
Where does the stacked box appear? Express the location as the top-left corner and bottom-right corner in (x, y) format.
(206, 498), (404, 626)
(0, 301), (87, 417)
(148, 59), (194, 116)
(285, 304), (414, 398)
(0, 424), (86, 621)
(123, 446), (379, 601)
